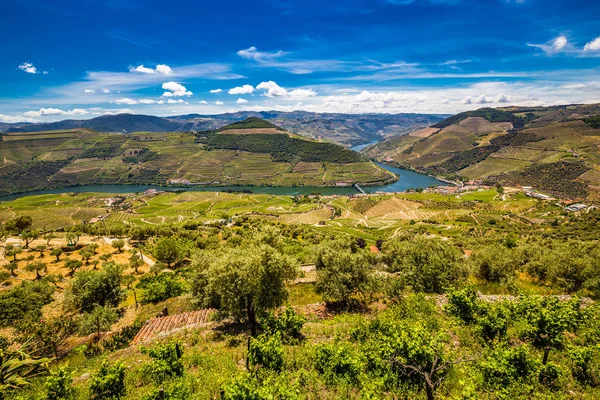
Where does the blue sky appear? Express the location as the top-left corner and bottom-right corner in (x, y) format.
(1, 0), (599, 122)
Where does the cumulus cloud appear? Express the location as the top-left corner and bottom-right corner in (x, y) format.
(199, 100), (208, 104)
(130, 64), (173, 75)
(584, 37), (600, 52)
(115, 98), (138, 105)
(497, 93), (511, 103)
(215, 101), (224, 105)
(139, 99), (158, 104)
(209, 88), (223, 93)
(162, 81), (193, 97)
(256, 81), (317, 99)
(167, 99), (185, 104)
(236, 98), (248, 104)
(18, 62), (38, 74)
(84, 89), (95, 94)
(102, 88), (110, 94)
(23, 108), (88, 117)
(228, 84), (254, 95)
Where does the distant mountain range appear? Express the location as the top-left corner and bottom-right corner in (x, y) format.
(1, 111), (447, 147)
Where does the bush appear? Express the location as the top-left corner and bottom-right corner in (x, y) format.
(79, 306), (119, 336)
(260, 307), (305, 344)
(89, 361), (126, 399)
(480, 346), (538, 388)
(45, 367), (74, 400)
(568, 346), (600, 386)
(314, 342), (362, 384)
(102, 323), (144, 352)
(445, 287), (479, 324)
(538, 362), (563, 389)
(136, 273), (185, 304)
(140, 342), (184, 384)
(220, 372), (299, 400)
(471, 244), (521, 284)
(249, 334), (284, 371)
(475, 302), (512, 345)
(0, 280), (55, 327)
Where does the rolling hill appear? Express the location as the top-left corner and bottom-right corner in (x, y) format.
(366, 104), (600, 200)
(1, 111), (446, 147)
(0, 118), (396, 196)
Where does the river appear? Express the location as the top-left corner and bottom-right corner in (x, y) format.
(0, 143), (446, 201)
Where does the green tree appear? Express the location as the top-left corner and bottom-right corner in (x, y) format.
(471, 244), (521, 285)
(111, 239), (125, 254)
(4, 261), (18, 277)
(43, 233), (56, 247)
(4, 216), (33, 234)
(79, 247), (94, 265)
(35, 244), (47, 258)
(65, 263), (125, 313)
(383, 237), (466, 293)
(51, 248), (63, 263)
(315, 245), (371, 305)
(20, 229), (39, 249)
(153, 238), (181, 267)
(5, 244), (22, 262)
(518, 296), (584, 364)
(128, 252), (143, 274)
(192, 243), (297, 336)
(79, 305), (119, 337)
(26, 261), (47, 280)
(63, 258), (83, 277)
(66, 231), (80, 247)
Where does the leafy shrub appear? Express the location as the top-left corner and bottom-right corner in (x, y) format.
(89, 361), (126, 399)
(249, 334), (284, 371)
(480, 346), (538, 387)
(568, 346), (600, 386)
(260, 307), (305, 344)
(314, 342), (362, 384)
(445, 287), (479, 324)
(140, 342), (184, 384)
(45, 367), (74, 400)
(136, 273), (185, 304)
(0, 280), (54, 327)
(220, 372), (299, 400)
(475, 302), (512, 345)
(538, 362), (563, 389)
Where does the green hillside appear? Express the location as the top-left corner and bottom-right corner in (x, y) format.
(0, 120), (395, 196)
(367, 104), (600, 200)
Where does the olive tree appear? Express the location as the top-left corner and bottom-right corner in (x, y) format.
(192, 243), (297, 336)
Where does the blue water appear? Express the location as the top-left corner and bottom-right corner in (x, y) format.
(0, 142), (446, 201)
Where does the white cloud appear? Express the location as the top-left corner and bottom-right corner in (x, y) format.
(236, 98), (248, 104)
(102, 88), (110, 93)
(162, 81), (193, 97)
(199, 100), (208, 104)
(476, 95), (494, 104)
(553, 36), (568, 50)
(562, 83), (587, 89)
(584, 37), (600, 52)
(497, 93), (510, 103)
(23, 108), (88, 117)
(0, 114), (38, 123)
(115, 98), (138, 105)
(18, 62), (38, 74)
(43, 71), (49, 75)
(155, 64), (173, 75)
(228, 84), (254, 95)
(167, 99), (185, 104)
(215, 101), (224, 105)
(209, 88), (223, 93)
(528, 35), (571, 54)
(139, 99), (158, 104)
(84, 89), (95, 94)
(256, 81), (317, 99)
(130, 64), (173, 75)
